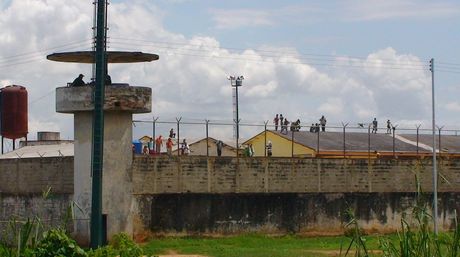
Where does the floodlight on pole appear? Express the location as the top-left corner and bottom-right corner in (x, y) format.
(228, 75), (244, 152)
(430, 58), (438, 235)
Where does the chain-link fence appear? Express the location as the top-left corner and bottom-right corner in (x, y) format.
(132, 118), (460, 158)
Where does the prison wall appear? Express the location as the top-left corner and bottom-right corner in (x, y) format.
(2, 155), (460, 240)
(131, 156), (460, 237)
(132, 157), (460, 194)
(0, 157), (73, 239)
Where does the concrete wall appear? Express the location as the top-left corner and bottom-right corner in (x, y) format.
(2, 155), (460, 240)
(73, 112), (134, 245)
(132, 157), (459, 194)
(0, 156), (73, 194)
(0, 157), (73, 241)
(131, 156), (460, 236)
(134, 193), (460, 236)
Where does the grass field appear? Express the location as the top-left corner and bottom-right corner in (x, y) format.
(142, 234), (389, 257)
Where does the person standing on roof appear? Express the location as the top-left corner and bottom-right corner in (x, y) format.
(282, 118), (289, 134)
(71, 74), (85, 87)
(372, 118), (378, 133)
(273, 114), (279, 131)
(280, 114), (284, 130)
(169, 128), (176, 138)
(319, 115), (327, 132)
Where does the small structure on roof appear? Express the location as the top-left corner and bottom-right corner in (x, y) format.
(172, 137), (237, 156)
(244, 130), (436, 158)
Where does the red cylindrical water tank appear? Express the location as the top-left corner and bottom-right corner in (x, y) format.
(0, 85), (28, 139)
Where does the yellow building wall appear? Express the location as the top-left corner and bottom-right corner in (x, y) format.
(244, 131), (315, 157)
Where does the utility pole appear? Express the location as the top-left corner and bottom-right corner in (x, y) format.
(90, 0), (107, 248)
(430, 58), (438, 235)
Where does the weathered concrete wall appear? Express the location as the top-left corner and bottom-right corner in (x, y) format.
(0, 157), (73, 194)
(73, 112), (135, 245)
(132, 157), (460, 194)
(2, 155), (460, 240)
(0, 157), (73, 241)
(134, 193), (460, 236)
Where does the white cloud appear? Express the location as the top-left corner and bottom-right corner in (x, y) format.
(445, 102), (460, 112)
(209, 9), (274, 29)
(208, 1), (460, 30)
(0, 1), (438, 141)
(343, 0), (460, 21)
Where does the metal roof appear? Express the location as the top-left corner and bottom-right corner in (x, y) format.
(273, 130), (431, 153)
(0, 142), (73, 159)
(399, 134), (460, 153)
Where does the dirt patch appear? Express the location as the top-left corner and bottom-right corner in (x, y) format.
(306, 249), (383, 256)
(156, 249), (209, 257)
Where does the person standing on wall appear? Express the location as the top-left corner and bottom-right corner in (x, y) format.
(166, 137), (173, 156)
(266, 141), (273, 157)
(319, 115), (327, 132)
(216, 140), (224, 157)
(273, 114), (279, 131)
(155, 135), (163, 154)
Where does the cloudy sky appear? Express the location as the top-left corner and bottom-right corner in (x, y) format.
(0, 0), (459, 142)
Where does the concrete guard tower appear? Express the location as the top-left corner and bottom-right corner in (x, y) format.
(47, 51), (158, 244)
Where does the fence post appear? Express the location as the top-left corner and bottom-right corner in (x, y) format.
(368, 125), (371, 159)
(152, 116), (158, 151)
(234, 118), (241, 158)
(437, 126), (444, 159)
(416, 124), (421, 157)
(205, 119), (209, 157)
(342, 122), (348, 158)
(392, 125), (397, 158)
(264, 121), (268, 157)
(176, 117), (182, 156)
(316, 129), (320, 157)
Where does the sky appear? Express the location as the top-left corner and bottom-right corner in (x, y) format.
(0, 0), (459, 143)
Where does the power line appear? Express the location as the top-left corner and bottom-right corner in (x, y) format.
(108, 44), (429, 71)
(110, 37), (429, 68)
(29, 89), (55, 106)
(0, 38), (93, 63)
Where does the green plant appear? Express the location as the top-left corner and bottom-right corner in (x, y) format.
(340, 208), (369, 257)
(377, 169), (460, 257)
(32, 228), (87, 257)
(87, 233), (143, 257)
(0, 216), (43, 257)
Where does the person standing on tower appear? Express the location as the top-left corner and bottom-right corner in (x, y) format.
(71, 74), (85, 87)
